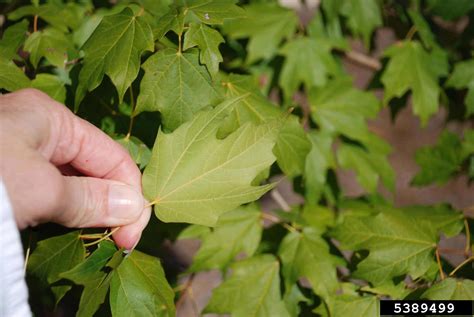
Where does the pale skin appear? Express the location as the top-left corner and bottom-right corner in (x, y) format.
(0, 89), (151, 250)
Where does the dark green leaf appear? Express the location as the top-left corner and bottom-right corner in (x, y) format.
(340, 0), (382, 47)
(412, 131), (464, 186)
(27, 231), (85, 304)
(109, 250), (175, 317)
(0, 19), (29, 60)
(24, 28), (72, 68)
(135, 48), (222, 130)
(178, 0), (245, 25)
(75, 7), (154, 107)
(0, 57), (31, 91)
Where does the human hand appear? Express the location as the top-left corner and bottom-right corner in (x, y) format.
(0, 89), (151, 250)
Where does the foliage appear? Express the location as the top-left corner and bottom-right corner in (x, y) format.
(0, 0), (473, 316)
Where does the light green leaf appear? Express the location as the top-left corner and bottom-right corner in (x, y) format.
(279, 37), (339, 100)
(116, 136), (152, 169)
(446, 59), (474, 116)
(337, 143), (395, 193)
(283, 284), (311, 317)
(24, 28), (71, 68)
(304, 131), (334, 203)
(183, 23), (224, 78)
(178, 0), (245, 25)
(309, 78), (380, 144)
(0, 57), (30, 91)
(177, 224), (211, 239)
(109, 250), (175, 317)
(218, 73), (282, 136)
(279, 228), (340, 300)
(61, 241), (117, 317)
(273, 116), (311, 177)
(400, 204), (464, 238)
(31, 74), (66, 103)
(223, 3), (298, 63)
(135, 48), (222, 130)
(326, 295), (379, 317)
(142, 97), (279, 226)
(301, 204), (336, 231)
(331, 206), (462, 285)
(340, 0), (382, 47)
(412, 131), (464, 186)
(422, 278), (474, 300)
(189, 205), (262, 271)
(0, 19), (28, 60)
(75, 7), (154, 107)
(382, 41), (446, 126)
(205, 255), (291, 317)
(27, 231), (85, 304)
(408, 10), (437, 49)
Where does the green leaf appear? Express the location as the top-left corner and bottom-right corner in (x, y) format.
(189, 205), (262, 271)
(382, 41), (446, 126)
(9, 2), (87, 32)
(278, 228), (340, 300)
(446, 59), (474, 117)
(427, 0), (474, 20)
(183, 23), (224, 78)
(218, 73), (282, 135)
(0, 19), (28, 60)
(340, 0), (382, 47)
(223, 3), (298, 63)
(327, 295), (379, 317)
(135, 48), (222, 130)
(408, 10), (437, 49)
(304, 131), (334, 203)
(0, 57), (31, 91)
(283, 284), (311, 317)
(61, 241), (117, 317)
(116, 136), (152, 169)
(331, 206), (463, 285)
(177, 224), (211, 239)
(27, 231), (85, 304)
(337, 143), (395, 193)
(178, 0), (245, 25)
(412, 131), (464, 186)
(309, 78), (380, 144)
(400, 204), (464, 238)
(422, 278), (474, 300)
(110, 250), (175, 317)
(75, 7), (154, 107)
(142, 97), (279, 226)
(301, 204), (336, 231)
(153, 6), (185, 40)
(205, 255), (291, 317)
(279, 37), (339, 100)
(31, 74), (66, 103)
(24, 28), (71, 68)
(273, 116), (311, 177)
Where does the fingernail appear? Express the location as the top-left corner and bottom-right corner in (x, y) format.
(108, 184), (144, 221)
(123, 235), (140, 257)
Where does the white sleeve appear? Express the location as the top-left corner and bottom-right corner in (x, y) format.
(0, 180), (32, 317)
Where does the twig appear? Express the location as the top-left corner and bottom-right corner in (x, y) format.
(344, 51), (381, 71)
(126, 87), (136, 139)
(449, 256), (474, 277)
(23, 230), (33, 274)
(405, 26), (417, 40)
(83, 227), (120, 247)
(175, 274), (198, 316)
(435, 248), (445, 280)
(33, 15), (38, 32)
(270, 189), (291, 212)
(261, 212), (297, 233)
(464, 218), (471, 257)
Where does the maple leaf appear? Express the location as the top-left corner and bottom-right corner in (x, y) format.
(142, 97), (279, 226)
(446, 59), (474, 117)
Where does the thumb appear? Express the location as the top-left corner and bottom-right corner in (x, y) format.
(55, 176), (145, 229)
